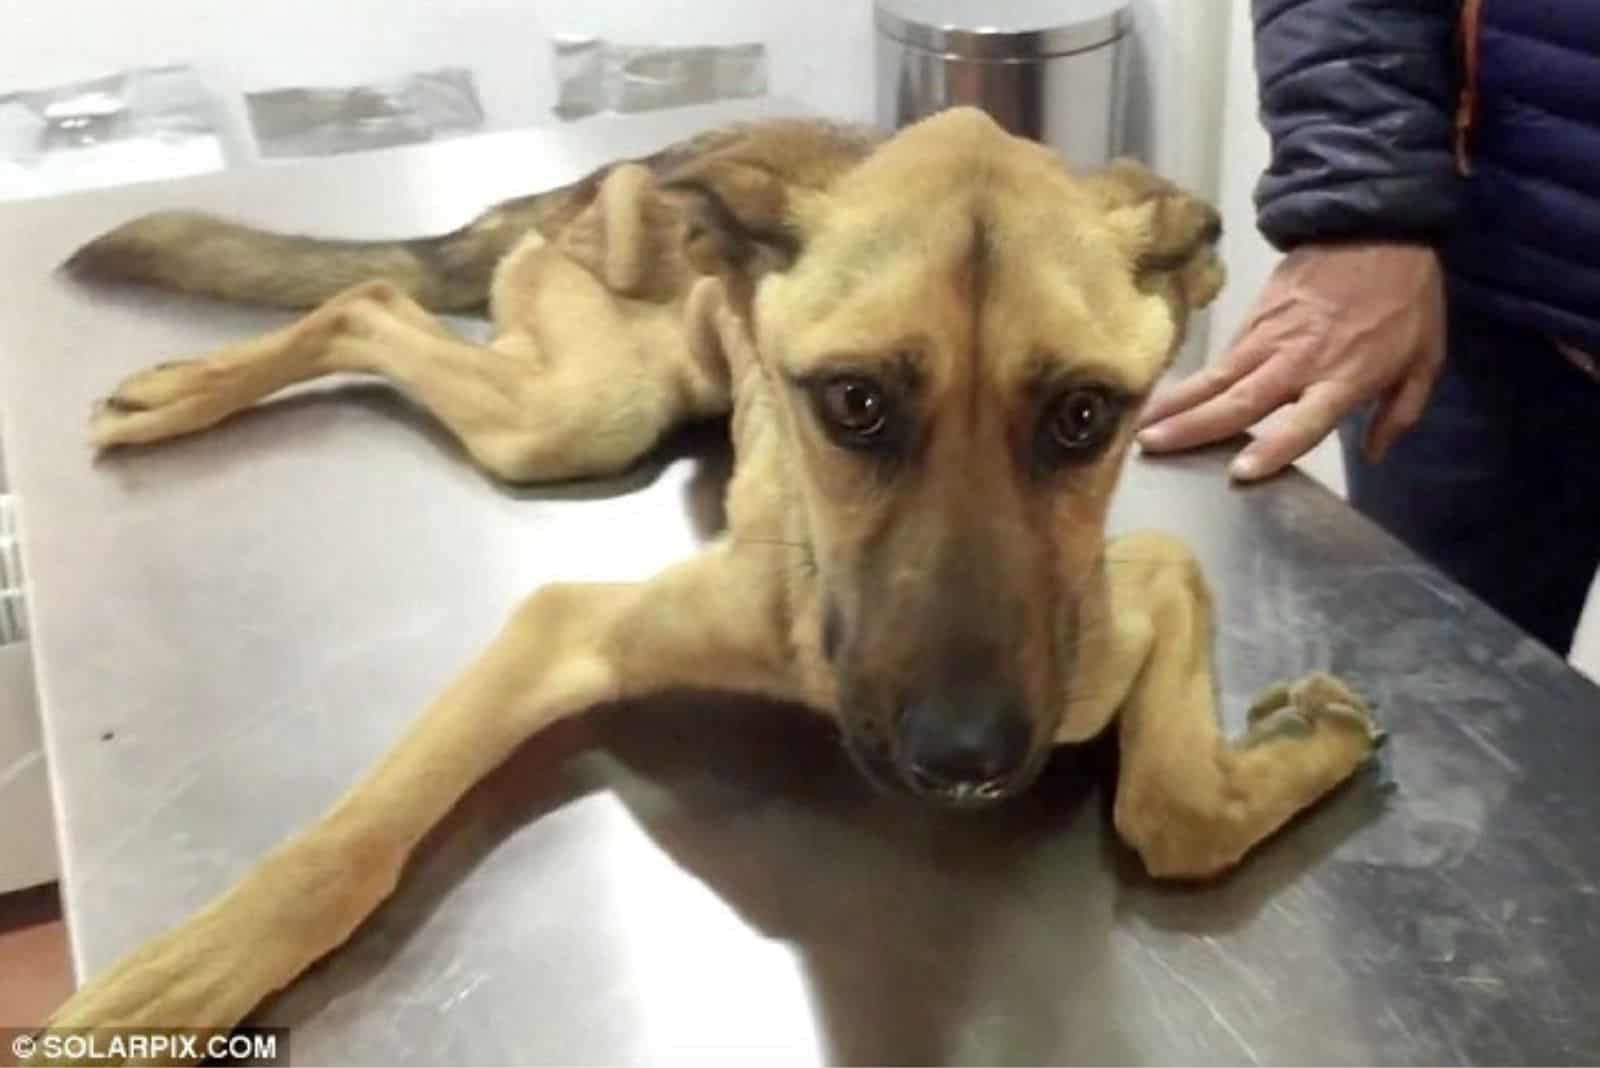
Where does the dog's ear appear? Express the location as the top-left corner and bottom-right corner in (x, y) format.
(660, 158), (806, 302)
(1085, 157), (1224, 311)
(553, 163), (680, 299)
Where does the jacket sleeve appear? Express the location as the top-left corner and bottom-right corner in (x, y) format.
(1252, 0), (1463, 250)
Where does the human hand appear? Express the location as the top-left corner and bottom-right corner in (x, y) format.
(1136, 242), (1445, 481)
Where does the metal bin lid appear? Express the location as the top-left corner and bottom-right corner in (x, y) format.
(875, 0), (1128, 60)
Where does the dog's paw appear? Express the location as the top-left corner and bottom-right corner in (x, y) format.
(29, 923), (266, 1067)
(1244, 671), (1386, 753)
(1245, 680), (1294, 725)
(90, 360), (225, 449)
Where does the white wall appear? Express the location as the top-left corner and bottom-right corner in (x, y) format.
(2, 0), (878, 163)
(1208, 0), (1275, 375)
(1123, 2), (1229, 208)
(2, 0), (1223, 177)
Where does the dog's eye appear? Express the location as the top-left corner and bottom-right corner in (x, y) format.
(819, 376), (888, 440)
(1047, 388), (1117, 452)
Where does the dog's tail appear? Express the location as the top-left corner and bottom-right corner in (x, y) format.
(60, 186), (585, 313)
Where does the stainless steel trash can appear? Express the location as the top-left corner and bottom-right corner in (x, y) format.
(875, 0), (1130, 166)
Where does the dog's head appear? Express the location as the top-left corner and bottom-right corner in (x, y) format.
(678, 109), (1223, 807)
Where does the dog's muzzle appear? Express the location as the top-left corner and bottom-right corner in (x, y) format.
(843, 683), (1039, 808)
(896, 687), (1033, 806)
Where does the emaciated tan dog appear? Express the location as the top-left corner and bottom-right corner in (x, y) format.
(35, 108), (1382, 1055)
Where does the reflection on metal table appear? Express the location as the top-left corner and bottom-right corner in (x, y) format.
(1, 100), (1598, 1066)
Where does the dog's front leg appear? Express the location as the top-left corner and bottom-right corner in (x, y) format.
(32, 546), (793, 1063)
(1099, 533), (1384, 880)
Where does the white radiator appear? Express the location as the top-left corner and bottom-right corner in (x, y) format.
(0, 494), (58, 894)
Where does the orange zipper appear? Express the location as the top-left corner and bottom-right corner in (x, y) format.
(1455, 0), (1485, 175)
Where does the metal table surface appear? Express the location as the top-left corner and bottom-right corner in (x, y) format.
(3, 103), (1600, 1067)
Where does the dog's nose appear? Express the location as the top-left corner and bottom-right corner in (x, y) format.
(896, 689), (1032, 800)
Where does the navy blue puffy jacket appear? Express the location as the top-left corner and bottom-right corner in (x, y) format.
(1253, 0), (1600, 355)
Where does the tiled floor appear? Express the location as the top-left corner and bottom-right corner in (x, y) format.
(0, 884), (71, 1033)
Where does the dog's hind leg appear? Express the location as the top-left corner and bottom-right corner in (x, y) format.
(90, 160), (738, 483)
(90, 264), (733, 482)
(89, 278), (464, 452)
(31, 546), (795, 1061)
(1079, 533), (1384, 880)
